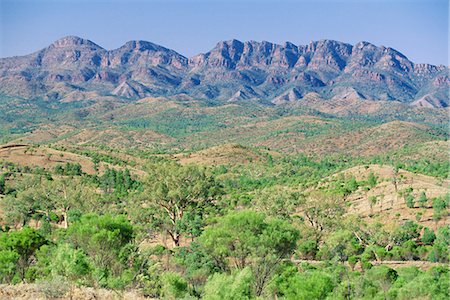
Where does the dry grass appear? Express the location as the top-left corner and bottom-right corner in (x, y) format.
(174, 144), (268, 166)
(0, 144), (146, 176)
(336, 164), (449, 228)
(0, 144), (99, 174)
(0, 284), (150, 300)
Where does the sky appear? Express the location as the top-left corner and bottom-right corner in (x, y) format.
(0, 0), (448, 65)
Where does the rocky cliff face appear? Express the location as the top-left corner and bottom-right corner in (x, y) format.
(0, 36), (448, 107)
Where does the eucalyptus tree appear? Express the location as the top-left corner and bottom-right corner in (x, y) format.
(143, 163), (221, 247)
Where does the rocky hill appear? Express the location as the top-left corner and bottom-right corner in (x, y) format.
(0, 36), (448, 107)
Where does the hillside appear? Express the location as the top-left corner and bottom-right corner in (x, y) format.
(3, 96), (446, 160)
(0, 144), (145, 176)
(174, 144), (270, 166)
(332, 165), (449, 228)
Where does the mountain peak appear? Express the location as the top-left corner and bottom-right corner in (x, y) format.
(355, 41), (376, 48)
(215, 39), (245, 50)
(50, 36), (103, 49)
(121, 40), (162, 51)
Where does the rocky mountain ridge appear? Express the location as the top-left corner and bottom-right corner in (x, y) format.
(0, 36), (448, 107)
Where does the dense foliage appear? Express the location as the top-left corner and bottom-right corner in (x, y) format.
(0, 143), (448, 299)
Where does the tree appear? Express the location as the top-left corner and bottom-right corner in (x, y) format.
(51, 178), (90, 229)
(50, 243), (91, 295)
(367, 172), (378, 189)
(432, 197), (448, 222)
(199, 210), (299, 296)
(0, 227), (47, 281)
(303, 192), (345, 246)
(369, 196), (377, 214)
(324, 230), (362, 262)
(366, 266), (398, 300)
(394, 221), (420, 245)
(418, 192), (427, 208)
(421, 228), (436, 245)
(405, 194), (415, 209)
(144, 163), (221, 247)
(1, 176), (55, 227)
(66, 214), (134, 285)
(203, 268), (254, 300)
(160, 272), (189, 300)
(0, 173), (5, 195)
(0, 250), (19, 283)
(272, 265), (334, 300)
(2, 177), (92, 229)
(427, 226), (449, 263)
(252, 185), (303, 219)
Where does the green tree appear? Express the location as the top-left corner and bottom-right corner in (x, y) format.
(66, 214), (134, 286)
(0, 227), (47, 281)
(51, 178), (92, 229)
(161, 272), (189, 300)
(303, 192), (345, 246)
(0, 250), (19, 283)
(366, 266), (398, 300)
(144, 163), (221, 247)
(432, 197), (448, 221)
(367, 172), (378, 188)
(50, 243), (90, 282)
(0, 173), (6, 195)
(418, 192), (427, 208)
(203, 268), (254, 300)
(427, 226), (449, 263)
(394, 221), (420, 245)
(199, 210), (299, 296)
(405, 194), (415, 209)
(396, 266), (449, 299)
(252, 186), (303, 219)
(421, 228), (436, 245)
(272, 265), (334, 300)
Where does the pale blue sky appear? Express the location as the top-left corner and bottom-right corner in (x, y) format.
(0, 0), (448, 65)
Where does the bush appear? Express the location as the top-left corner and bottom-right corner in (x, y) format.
(405, 194), (415, 208)
(50, 243), (90, 282)
(421, 228), (436, 245)
(38, 276), (70, 299)
(0, 250), (19, 283)
(279, 270), (334, 300)
(203, 268), (254, 300)
(418, 192), (427, 208)
(161, 272), (189, 300)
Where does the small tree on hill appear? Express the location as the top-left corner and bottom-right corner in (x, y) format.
(418, 192), (427, 208)
(369, 196), (377, 214)
(405, 194), (415, 209)
(367, 172), (378, 189)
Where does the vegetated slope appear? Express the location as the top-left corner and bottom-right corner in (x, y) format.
(0, 36), (448, 106)
(174, 144), (270, 166)
(4, 97), (446, 158)
(296, 120), (444, 157)
(0, 144), (99, 174)
(328, 164), (449, 228)
(0, 144), (145, 176)
(295, 96), (450, 125)
(0, 141), (448, 299)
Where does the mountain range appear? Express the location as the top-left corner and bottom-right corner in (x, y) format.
(0, 36), (448, 107)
